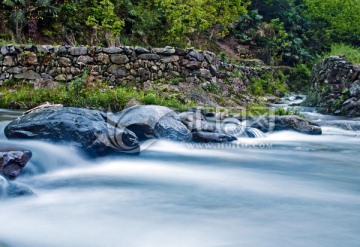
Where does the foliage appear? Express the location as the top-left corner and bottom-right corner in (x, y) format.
(85, 0), (124, 46)
(205, 82), (220, 94)
(234, 0), (322, 65)
(304, 0), (360, 46)
(0, 80), (195, 111)
(288, 63), (312, 92)
(1, 0), (58, 42)
(248, 71), (288, 96)
(274, 107), (306, 118)
(154, 0), (249, 46)
(233, 10), (263, 43)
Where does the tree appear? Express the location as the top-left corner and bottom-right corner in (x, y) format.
(154, 0), (249, 46)
(304, 0), (360, 46)
(1, 0), (58, 42)
(85, 0), (124, 46)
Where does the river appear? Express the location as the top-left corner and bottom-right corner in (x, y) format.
(0, 101), (359, 247)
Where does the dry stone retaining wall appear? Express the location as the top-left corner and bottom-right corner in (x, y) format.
(0, 44), (275, 87)
(311, 56), (360, 117)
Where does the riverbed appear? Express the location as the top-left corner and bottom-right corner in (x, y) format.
(0, 107), (359, 247)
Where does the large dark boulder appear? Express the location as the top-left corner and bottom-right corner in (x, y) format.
(113, 105), (192, 142)
(0, 145), (32, 179)
(250, 115), (322, 135)
(4, 107), (140, 156)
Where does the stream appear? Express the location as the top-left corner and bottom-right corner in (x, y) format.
(0, 98), (359, 247)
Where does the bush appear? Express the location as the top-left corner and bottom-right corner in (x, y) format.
(289, 64), (312, 92)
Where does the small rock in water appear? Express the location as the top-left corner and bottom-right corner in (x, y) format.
(192, 131), (237, 143)
(0, 145), (32, 180)
(250, 115), (322, 135)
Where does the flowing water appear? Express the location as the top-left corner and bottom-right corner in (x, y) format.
(0, 102), (359, 247)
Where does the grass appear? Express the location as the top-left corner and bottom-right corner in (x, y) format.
(273, 107), (306, 118)
(248, 71), (288, 96)
(0, 81), (196, 112)
(326, 43), (360, 64)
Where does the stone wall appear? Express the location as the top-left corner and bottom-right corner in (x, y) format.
(0, 44), (231, 85)
(0, 44), (286, 107)
(310, 56), (360, 117)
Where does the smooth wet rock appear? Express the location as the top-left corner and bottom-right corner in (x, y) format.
(0, 146), (32, 180)
(178, 111), (215, 132)
(4, 107), (140, 156)
(192, 132), (237, 143)
(114, 105), (192, 142)
(250, 115), (322, 135)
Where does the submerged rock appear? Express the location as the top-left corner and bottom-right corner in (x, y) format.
(0, 176), (34, 198)
(192, 132), (237, 143)
(113, 105), (192, 142)
(0, 145), (32, 180)
(250, 115), (322, 135)
(5, 107), (140, 156)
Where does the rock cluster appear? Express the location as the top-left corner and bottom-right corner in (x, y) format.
(2, 105), (322, 189)
(311, 56), (360, 117)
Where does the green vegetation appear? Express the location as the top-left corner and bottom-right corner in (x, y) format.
(273, 107), (306, 118)
(304, 0), (360, 46)
(248, 71), (288, 96)
(0, 0), (357, 56)
(288, 64), (312, 92)
(0, 0), (248, 47)
(0, 0), (359, 100)
(0, 80), (196, 111)
(326, 44), (360, 64)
